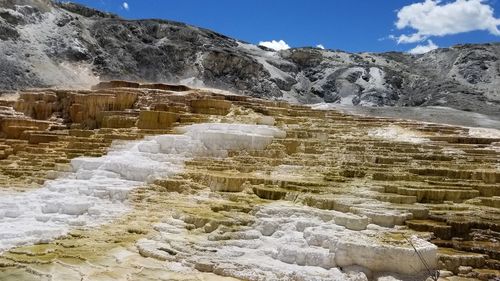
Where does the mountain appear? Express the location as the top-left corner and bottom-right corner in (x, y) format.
(1, 0), (500, 116)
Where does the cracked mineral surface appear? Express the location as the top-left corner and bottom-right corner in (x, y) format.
(0, 81), (498, 281)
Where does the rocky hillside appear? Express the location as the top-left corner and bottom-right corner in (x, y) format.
(1, 0), (500, 116)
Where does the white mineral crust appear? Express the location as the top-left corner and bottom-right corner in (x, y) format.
(0, 123), (285, 252)
(138, 202), (438, 280)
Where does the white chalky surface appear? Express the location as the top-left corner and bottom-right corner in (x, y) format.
(367, 125), (429, 144)
(0, 123), (284, 252)
(138, 202), (437, 281)
(0, 122), (439, 280)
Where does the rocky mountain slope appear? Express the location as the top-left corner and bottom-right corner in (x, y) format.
(1, 0), (500, 116)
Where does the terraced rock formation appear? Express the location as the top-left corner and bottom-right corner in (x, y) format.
(0, 82), (499, 281)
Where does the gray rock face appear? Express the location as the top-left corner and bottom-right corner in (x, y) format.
(1, 1), (499, 116)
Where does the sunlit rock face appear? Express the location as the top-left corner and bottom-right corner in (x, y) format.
(2, 1), (500, 117)
(0, 81), (499, 281)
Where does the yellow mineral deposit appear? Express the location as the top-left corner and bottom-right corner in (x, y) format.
(0, 81), (498, 281)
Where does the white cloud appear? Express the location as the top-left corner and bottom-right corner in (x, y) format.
(408, 40), (439, 54)
(316, 44), (325, 49)
(394, 0), (500, 43)
(122, 2), (129, 10)
(258, 40), (290, 51)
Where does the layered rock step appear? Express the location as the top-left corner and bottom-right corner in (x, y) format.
(0, 81), (498, 280)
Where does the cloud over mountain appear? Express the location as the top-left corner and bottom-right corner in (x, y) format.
(258, 40), (290, 51)
(394, 0), (500, 43)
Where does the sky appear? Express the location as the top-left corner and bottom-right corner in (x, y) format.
(69, 0), (500, 54)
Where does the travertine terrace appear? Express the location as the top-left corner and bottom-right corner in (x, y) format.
(0, 81), (498, 281)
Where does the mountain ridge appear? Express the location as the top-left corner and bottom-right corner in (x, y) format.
(1, 0), (499, 116)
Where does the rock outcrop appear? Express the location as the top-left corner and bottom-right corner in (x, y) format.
(1, 1), (500, 117)
(0, 81), (499, 280)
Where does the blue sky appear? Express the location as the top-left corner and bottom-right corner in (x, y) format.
(70, 0), (500, 53)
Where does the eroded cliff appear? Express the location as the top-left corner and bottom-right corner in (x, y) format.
(1, 1), (500, 116)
